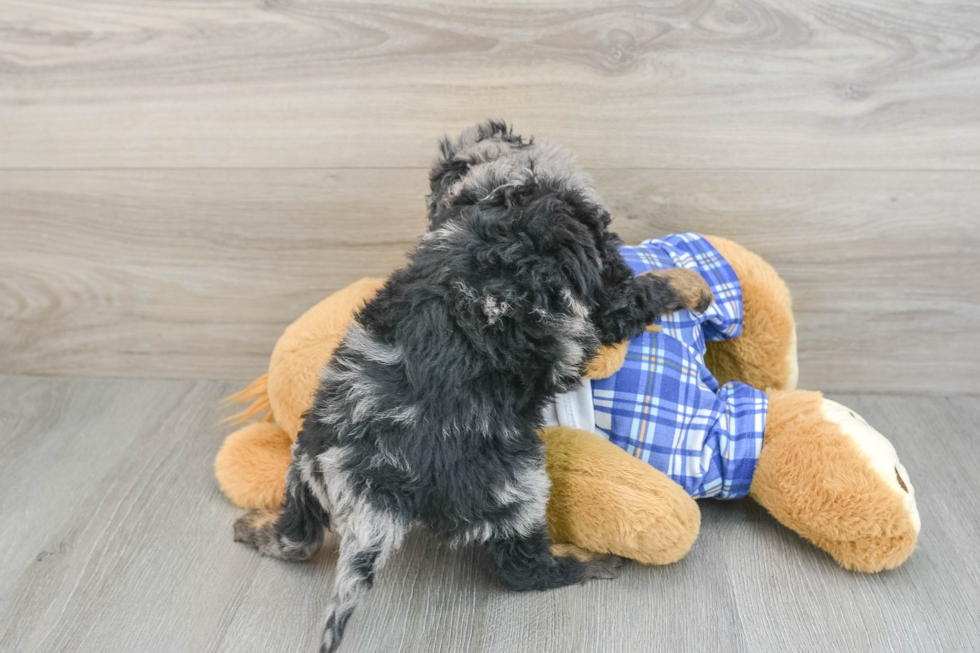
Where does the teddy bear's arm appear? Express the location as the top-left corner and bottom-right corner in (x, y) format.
(702, 236), (798, 391)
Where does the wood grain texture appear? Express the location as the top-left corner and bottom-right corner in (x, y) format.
(0, 168), (429, 380)
(1, 0), (979, 169)
(1, 1), (977, 390)
(2, 169), (977, 393)
(1, 375), (978, 652)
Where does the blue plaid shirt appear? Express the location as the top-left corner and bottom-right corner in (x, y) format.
(591, 233), (768, 500)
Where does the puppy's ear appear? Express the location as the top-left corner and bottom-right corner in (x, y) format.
(570, 205), (625, 300)
(576, 208), (646, 345)
(427, 154), (470, 231)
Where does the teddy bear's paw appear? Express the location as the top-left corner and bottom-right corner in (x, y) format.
(640, 268), (714, 314)
(581, 554), (625, 581)
(821, 399), (920, 538)
(215, 422), (292, 510)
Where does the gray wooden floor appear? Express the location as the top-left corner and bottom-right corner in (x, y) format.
(0, 374), (977, 653)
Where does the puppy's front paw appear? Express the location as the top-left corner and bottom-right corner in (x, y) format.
(641, 268), (713, 313)
(582, 553), (625, 581)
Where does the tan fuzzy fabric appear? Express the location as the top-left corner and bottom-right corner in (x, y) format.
(541, 426), (700, 565)
(583, 340), (630, 380)
(549, 542), (606, 562)
(215, 422), (293, 510)
(267, 277), (387, 439)
(224, 374), (273, 425)
(750, 390), (918, 572)
(703, 236), (797, 391)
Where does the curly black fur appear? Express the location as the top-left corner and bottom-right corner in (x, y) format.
(233, 121), (696, 653)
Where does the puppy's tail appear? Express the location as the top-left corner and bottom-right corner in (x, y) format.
(320, 508), (407, 653)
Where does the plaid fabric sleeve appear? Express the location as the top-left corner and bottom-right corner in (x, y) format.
(591, 233), (768, 500)
(645, 232), (744, 343)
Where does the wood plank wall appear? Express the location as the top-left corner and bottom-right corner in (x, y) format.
(1, 0), (978, 393)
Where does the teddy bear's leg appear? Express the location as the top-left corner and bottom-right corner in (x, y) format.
(540, 426), (701, 565)
(703, 236), (798, 391)
(215, 422), (293, 510)
(750, 389), (919, 572)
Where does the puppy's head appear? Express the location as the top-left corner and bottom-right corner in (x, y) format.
(427, 120), (530, 230)
(419, 123), (634, 377)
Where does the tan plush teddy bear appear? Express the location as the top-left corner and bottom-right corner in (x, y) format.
(216, 234), (919, 572)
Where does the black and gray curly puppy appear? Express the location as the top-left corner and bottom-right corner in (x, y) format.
(234, 121), (712, 653)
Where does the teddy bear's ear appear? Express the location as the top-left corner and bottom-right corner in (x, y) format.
(584, 340), (630, 379)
